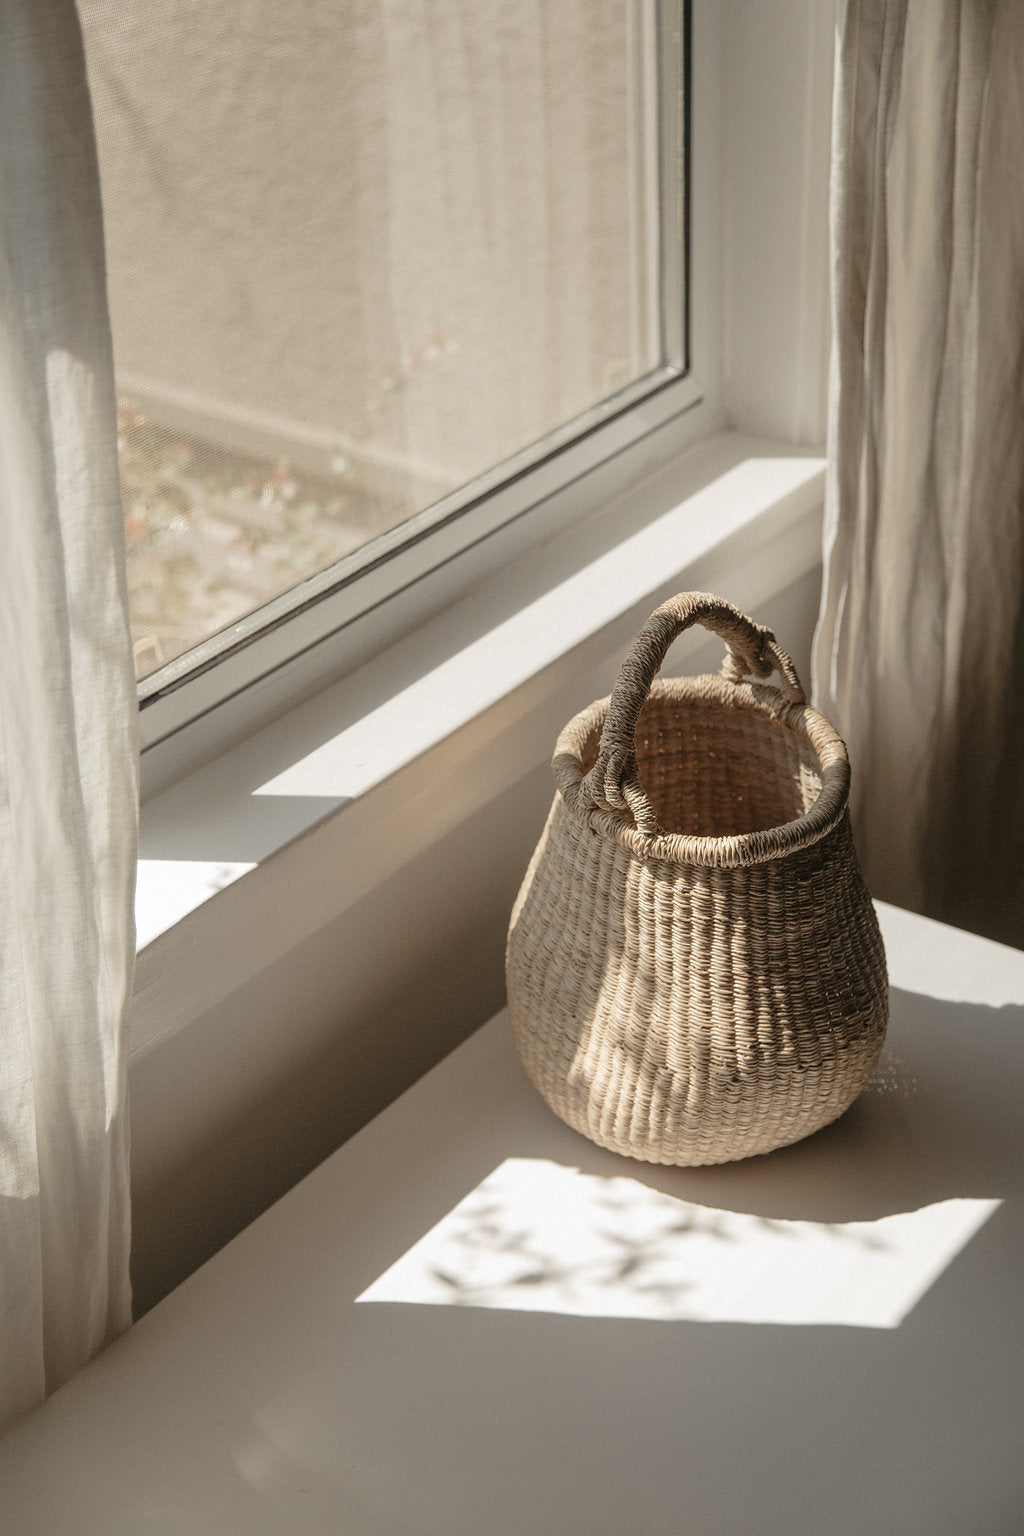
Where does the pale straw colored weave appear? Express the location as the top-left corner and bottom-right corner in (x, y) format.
(506, 593), (888, 1166)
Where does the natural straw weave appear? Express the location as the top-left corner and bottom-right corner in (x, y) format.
(506, 593), (888, 1166)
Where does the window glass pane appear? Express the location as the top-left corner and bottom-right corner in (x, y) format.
(81, 1), (666, 680)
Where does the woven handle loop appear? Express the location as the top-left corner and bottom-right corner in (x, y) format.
(578, 592), (807, 836)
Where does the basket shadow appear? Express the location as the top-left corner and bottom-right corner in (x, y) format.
(561, 985), (1024, 1225)
(355, 985), (1022, 1333)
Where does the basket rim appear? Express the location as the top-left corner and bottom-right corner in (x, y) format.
(552, 674), (851, 869)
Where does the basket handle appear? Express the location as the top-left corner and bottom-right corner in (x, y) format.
(577, 592), (807, 836)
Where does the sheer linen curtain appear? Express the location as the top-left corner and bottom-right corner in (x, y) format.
(814, 0), (1024, 947)
(0, 1), (138, 1430)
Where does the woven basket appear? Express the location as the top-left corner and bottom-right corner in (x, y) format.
(506, 592), (888, 1167)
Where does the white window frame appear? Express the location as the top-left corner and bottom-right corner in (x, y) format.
(137, 0), (707, 797)
(133, 0), (838, 967)
(132, 0), (836, 1019)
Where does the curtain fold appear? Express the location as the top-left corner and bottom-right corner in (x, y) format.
(0, 0), (138, 1430)
(814, 0), (1024, 945)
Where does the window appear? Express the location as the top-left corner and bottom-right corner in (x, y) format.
(80, 2), (697, 779)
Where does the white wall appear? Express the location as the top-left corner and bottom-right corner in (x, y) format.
(720, 0), (834, 445)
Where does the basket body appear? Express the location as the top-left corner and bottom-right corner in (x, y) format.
(506, 607), (888, 1168)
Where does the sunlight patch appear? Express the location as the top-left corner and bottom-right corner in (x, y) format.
(135, 859), (255, 947)
(356, 1158), (999, 1329)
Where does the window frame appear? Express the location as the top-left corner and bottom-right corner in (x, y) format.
(136, 0), (704, 795)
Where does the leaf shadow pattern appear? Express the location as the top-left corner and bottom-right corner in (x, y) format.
(355, 1147), (960, 1327)
(417, 1174), (706, 1311)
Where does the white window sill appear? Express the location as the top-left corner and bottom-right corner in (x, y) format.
(133, 430), (825, 1064)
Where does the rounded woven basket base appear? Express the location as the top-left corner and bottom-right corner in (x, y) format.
(510, 1024), (886, 1167)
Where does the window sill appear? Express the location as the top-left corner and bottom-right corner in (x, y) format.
(133, 430), (825, 1064)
